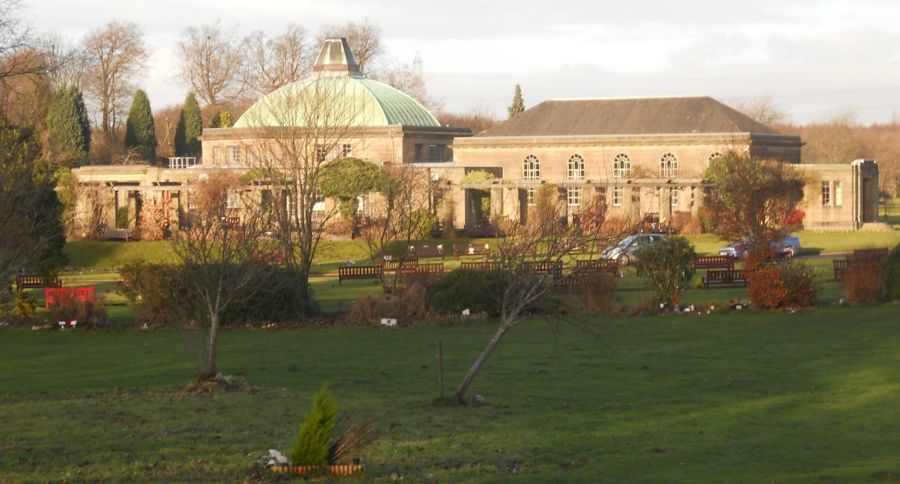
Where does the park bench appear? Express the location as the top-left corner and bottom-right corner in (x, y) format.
(554, 272), (613, 291)
(397, 262), (444, 283)
(102, 227), (132, 241)
(575, 259), (620, 275)
(15, 275), (61, 292)
(460, 261), (502, 271)
(524, 260), (563, 278)
(384, 257), (418, 272)
(833, 248), (889, 280)
(703, 269), (747, 288)
(44, 287), (95, 308)
(693, 255), (735, 270)
(453, 243), (490, 260)
(408, 244), (445, 260)
(338, 265), (384, 285)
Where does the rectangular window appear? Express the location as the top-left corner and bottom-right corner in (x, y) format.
(342, 144), (352, 157)
(527, 187), (536, 206)
(613, 186), (623, 207)
(414, 143), (423, 161)
(229, 146), (241, 164)
(822, 181), (831, 206)
(567, 187), (582, 207)
(671, 188), (679, 207)
(316, 144), (328, 162)
(212, 146), (222, 163)
(245, 147), (254, 164)
(834, 180), (843, 206)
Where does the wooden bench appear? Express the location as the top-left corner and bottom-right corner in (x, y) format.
(852, 248), (889, 261)
(408, 244), (445, 260)
(524, 260), (563, 278)
(384, 257), (418, 272)
(703, 269), (747, 288)
(575, 259), (620, 275)
(397, 262), (444, 282)
(833, 248), (889, 280)
(102, 227), (132, 241)
(460, 261), (502, 271)
(693, 255), (735, 270)
(554, 272), (612, 291)
(453, 243), (490, 260)
(15, 275), (61, 292)
(338, 265), (384, 285)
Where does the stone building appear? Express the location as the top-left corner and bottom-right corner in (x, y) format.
(436, 97), (879, 232)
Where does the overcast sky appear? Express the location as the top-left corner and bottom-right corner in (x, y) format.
(25, 0), (900, 124)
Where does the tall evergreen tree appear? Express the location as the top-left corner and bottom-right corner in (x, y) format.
(46, 85), (91, 167)
(124, 89), (157, 162)
(174, 93), (202, 156)
(507, 84), (525, 119)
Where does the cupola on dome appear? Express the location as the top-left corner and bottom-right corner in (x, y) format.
(234, 38), (439, 129)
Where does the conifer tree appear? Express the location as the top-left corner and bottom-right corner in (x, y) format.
(208, 109), (232, 128)
(124, 89), (157, 162)
(507, 84), (525, 119)
(174, 93), (202, 156)
(46, 85), (91, 167)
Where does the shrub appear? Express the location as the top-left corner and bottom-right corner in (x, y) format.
(407, 209), (440, 240)
(120, 261), (307, 325)
(13, 292), (37, 322)
(47, 296), (108, 327)
(671, 212), (702, 235)
(581, 273), (618, 314)
(349, 282), (429, 325)
(748, 261), (818, 308)
(886, 243), (900, 301)
(291, 384), (338, 466)
(843, 261), (887, 304)
(634, 236), (697, 308)
(429, 269), (509, 317)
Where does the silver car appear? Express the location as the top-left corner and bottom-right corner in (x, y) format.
(601, 233), (667, 266)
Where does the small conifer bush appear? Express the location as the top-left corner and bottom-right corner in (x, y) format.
(291, 384), (338, 466)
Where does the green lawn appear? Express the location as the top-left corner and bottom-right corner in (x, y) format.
(2, 307), (899, 481)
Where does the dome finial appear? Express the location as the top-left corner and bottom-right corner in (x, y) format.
(313, 38), (361, 77)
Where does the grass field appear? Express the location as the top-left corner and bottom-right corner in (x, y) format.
(2, 306), (899, 481)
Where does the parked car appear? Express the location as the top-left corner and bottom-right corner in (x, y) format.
(719, 234), (801, 259)
(601, 233), (667, 266)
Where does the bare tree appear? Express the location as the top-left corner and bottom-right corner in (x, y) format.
(244, 77), (360, 312)
(360, 164), (436, 288)
(81, 21), (149, 135)
(730, 96), (789, 127)
(171, 171), (273, 381)
(242, 24), (312, 97)
(0, 0), (42, 83)
(436, 104), (498, 134)
(318, 19), (383, 74)
(177, 22), (245, 108)
(798, 110), (865, 164)
(453, 187), (626, 403)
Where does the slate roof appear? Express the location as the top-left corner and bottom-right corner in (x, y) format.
(479, 96), (781, 137)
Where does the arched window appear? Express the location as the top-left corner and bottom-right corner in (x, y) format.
(612, 153), (631, 179)
(707, 152), (724, 164)
(659, 152), (678, 178)
(523, 154), (540, 180)
(567, 154), (585, 180)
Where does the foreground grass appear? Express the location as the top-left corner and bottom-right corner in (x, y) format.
(2, 306), (899, 482)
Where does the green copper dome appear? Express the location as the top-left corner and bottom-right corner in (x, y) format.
(233, 76), (440, 129)
(234, 38), (439, 129)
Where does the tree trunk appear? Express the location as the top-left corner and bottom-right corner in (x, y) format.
(201, 313), (220, 381)
(453, 322), (511, 403)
